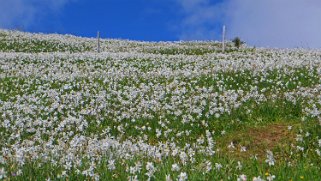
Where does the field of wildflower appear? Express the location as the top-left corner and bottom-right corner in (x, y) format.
(0, 30), (320, 180)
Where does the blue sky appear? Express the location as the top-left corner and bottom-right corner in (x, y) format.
(1, 0), (321, 48)
(33, 0), (186, 41)
(1, 0), (222, 41)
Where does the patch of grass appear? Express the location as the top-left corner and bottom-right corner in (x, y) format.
(217, 121), (297, 160)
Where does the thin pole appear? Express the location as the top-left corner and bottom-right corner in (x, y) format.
(97, 31), (100, 53)
(222, 25), (226, 53)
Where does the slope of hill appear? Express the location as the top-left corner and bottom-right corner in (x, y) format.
(0, 30), (320, 180)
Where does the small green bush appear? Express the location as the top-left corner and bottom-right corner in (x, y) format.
(232, 37), (245, 49)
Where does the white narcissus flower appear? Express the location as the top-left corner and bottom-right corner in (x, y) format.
(267, 175), (276, 181)
(178, 172), (188, 181)
(228, 142), (235, 149)
(145, 162), (156, 179)
(129, 166), (136, 174)
(165, 174), (172, 181)
(240, 146), (247, 152)
(237, 174), (247, 181)
(179, 151), (188, 165)
(171, 163), (180, 172)
(252, 176), (264, 181)
(205, 161), (212, 172)
(0, 156), (5, 164)
(221, 130), (226, 135)
(296, 146), (304, 152)
(107, 159), (116, 171)
(265, 150), (275, 166)
(215, 163), (222, 171)
(236, 161), (242, 170)
(0, 168), (6, 179)
(128, 175), (138, 181)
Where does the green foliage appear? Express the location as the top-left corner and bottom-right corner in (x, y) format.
(1, 30), (321, 180)
(232, 37), (245, 49)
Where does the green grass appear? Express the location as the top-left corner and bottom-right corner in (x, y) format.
(1, 93), (320, 180)
(0, 33), (320, 180)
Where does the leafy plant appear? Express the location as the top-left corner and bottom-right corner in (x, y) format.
(232, 37), (245, 49)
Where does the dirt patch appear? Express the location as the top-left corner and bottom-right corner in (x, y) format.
(217, 122), (297, 160)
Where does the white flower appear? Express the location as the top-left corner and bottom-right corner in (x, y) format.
(236, 161), (242, 170)
(237, 174), (247, 181)
(296, 146), (304, 152)
(267, 175), (276, 181)
(165, 174), (172, 181)
(135, 161), (142, 173)
(265, 150), (275, 166)
(215, 163), (222, 171)
(171, 163), (180, 172)
(228, 142), (235, 149)
(179, 151), (188, 165)
(205, 161), (212, 172)
(177, 172), (188, 181)
(0, 156), (5, 164)
(146, 162), (154, 171)
(129, 166), (136, 174)
(128, 175), (138, 181)
(156, 129), (162, 138)
(251, 154), (258, 160)
(145, 162), (156, 179)
(253, 176), (264, 181)
(221, 130), (226, 135)
(240, 146), (247, 152)
(215, 113), (220, 118)
(64, 161), (72, 170)
(0, 168), (6, 179)
(107, 159), (116, 171)
(16, 169), (22, 176)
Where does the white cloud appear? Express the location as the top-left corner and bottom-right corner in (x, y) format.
(176, 0), (321, 48)
(0, 0), (75, 29)
(175, 0), (224, 40)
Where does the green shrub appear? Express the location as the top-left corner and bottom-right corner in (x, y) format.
(232, 37), (245, 49)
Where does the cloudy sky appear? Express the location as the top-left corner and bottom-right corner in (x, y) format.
(0, 0), (320, 48)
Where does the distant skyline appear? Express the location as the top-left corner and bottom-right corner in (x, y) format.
(0, 0), (321, 48)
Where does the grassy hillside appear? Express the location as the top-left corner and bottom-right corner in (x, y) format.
(0, 29), (320, 180)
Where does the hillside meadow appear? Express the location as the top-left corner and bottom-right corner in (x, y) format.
(0, 30), (320, 180)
